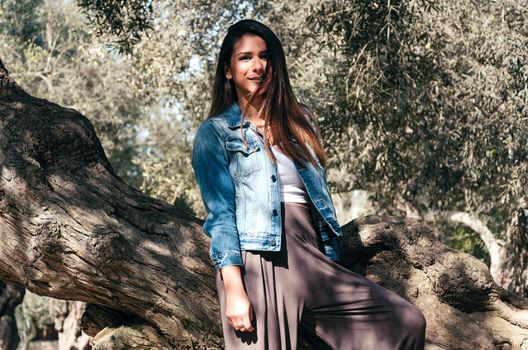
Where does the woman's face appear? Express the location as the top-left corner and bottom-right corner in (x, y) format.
(225, 34), (269, 99)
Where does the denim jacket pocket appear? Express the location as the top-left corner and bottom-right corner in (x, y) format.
(225, 140), (261, 177)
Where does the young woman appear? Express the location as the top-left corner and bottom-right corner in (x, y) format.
(191, 19), (427, 350)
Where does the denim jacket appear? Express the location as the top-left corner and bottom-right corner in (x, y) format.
(191, 102), (343, 269)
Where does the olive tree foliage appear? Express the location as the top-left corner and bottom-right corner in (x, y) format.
(0, 0), (144, 188)
(76, 0), (153, 52)
(307, 0), (527, 224)
(306, 0), (528, 295)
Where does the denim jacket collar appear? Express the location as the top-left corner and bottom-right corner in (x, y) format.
(224, 101), (250, 129)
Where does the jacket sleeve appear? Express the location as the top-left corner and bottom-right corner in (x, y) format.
(191, 119), (243, 269)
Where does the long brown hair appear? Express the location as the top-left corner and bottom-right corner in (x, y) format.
(208, 19), (327, 168)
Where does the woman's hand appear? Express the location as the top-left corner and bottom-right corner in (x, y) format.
(225, 288), (254, 332)
(221, 265), (255, 332)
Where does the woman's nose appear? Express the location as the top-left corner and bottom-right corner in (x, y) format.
(253, 58), (265, 71)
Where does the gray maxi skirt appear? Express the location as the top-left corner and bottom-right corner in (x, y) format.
(215, 201), (427, 350)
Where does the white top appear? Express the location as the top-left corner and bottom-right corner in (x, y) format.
(270, 144), (309, 203)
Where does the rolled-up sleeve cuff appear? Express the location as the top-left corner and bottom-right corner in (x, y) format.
(212, 251), (243, 269)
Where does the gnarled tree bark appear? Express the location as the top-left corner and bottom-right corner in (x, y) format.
(0, 58), (221, 349)
(1, 58), (527, 349)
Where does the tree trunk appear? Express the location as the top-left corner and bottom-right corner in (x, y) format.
(502, 206), (528, 298)
(0, 59), (221, 348)
(433, 209), (528, 300)
(1, 59), (528, 349)
(0, 282), (25, 350)
(49, 299), (91, 350)
(441, 211), (504, 282)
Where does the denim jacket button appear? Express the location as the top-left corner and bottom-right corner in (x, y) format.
(272, 209), (278, 216)
(270, 239), (276, 246)
(271, 174), (277, 182)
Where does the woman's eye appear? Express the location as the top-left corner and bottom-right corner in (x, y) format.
(239, 55), (267, 61)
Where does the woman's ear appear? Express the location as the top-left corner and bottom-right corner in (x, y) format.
(225, 65), (232, 80)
